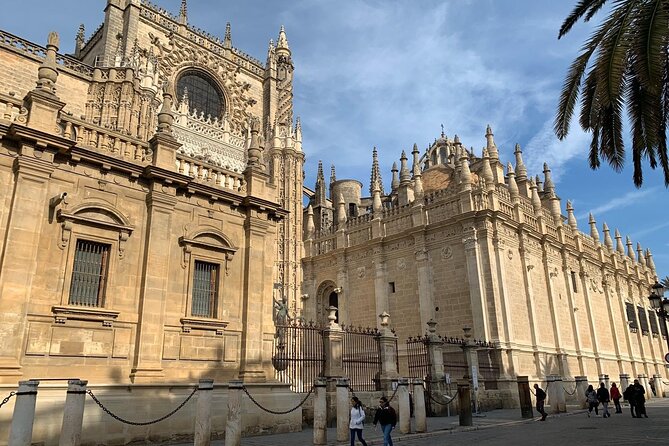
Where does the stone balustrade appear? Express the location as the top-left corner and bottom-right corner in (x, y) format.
(176, 155), (245, 193)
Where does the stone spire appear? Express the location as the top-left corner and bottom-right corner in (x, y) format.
(614, 229), (625, 254)
(460, 148), (472, 191)
(646, 249), (656, 274)
(626, 236), (635, 259)
(179, 0), (188, 24)
(372, 179), (383, 215)
(305, 205), (315, 240)
(530, 179), (542, 214)
(246, 117), (262, 167)
(314, 160), (327, 205)
(330, 164), (336, 185)
(276, 25), (290, 57)
(391, 162), (399, 192)
(412, 143), (424, 200)
(602, 223), (613, 250)
(543, 163), (555, 196)
(589, 213), (600, 241)
(337, 193), (347, 226)
(506, 162), (519, 202)
(369, 147), (385, 196)
(223, 22), (232, 48)
(481, 148), (494, 190)
(35, 32), (60, 97)
(74, 24), (85, 57)
(266, 39), (276, 68)
(514, 143), (528, 182)
(566, 200), (577, 229)
(156, 80), (175, 135)
(637, 243), (646, 266)
(485, 124), (499, 161)
(535, 175), (543, 193)
(294, 117), (302, 152)
(399, 150), (411, 184)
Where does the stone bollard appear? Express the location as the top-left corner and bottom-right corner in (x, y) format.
(225, 380), (243, 446)
(555, 376), (566, 413)
(652, 374), (664, 398)
(458, 381), (472, 426)
(603, 374), (610, 390)
(516, 376), (533, 419)
(397, 378), (411, 434)
(8, 380), (39, 446)
(412, 379), (427, 433)
(546, 375), (559, 414)
(575, 376), (589, 409)
(336, 378), (350, 443)
(313, 378), (328, 445)
(59, 379), (87, 446)
(598, 373), (606, 388)
(639, 374), (651, 399)
(194, 379), (214, 446)
(619, 373), (630, 394)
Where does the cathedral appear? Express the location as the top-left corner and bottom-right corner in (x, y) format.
(0, 0), (665, 442)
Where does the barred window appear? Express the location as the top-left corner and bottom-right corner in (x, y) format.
(637, 306), (649, 335)
(661, 316), (668, 338)
(69, 240), (110, 307)
(648, 309), (659, 335)
(191, 260), (219, 318)
(176, 70), (224, 119)
(625, 302), (638, 332)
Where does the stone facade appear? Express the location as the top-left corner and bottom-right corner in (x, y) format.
(0, 0), (304, 442)
(302, 129), (668, 400)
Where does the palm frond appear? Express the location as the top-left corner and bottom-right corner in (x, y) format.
(559, 0), (609, 39)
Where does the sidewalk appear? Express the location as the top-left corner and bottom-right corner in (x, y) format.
(171, 405), (588, 446)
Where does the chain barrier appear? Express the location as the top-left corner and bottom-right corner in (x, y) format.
(0, 391), (16, 409)
(427, 388), (459, 406)
(563, 384), (578, 396)
(86, 387), (197, 426)
(242, 385), (314, 415)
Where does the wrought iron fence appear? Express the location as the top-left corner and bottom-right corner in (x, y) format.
(341, 325), (383, 391)
(272, 320), (325, 393)
(406, 334), (433, 415)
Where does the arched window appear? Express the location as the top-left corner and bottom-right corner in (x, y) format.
(176, 70), (224, 119)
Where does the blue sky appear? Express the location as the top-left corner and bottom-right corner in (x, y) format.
(2, 0), (667, 281)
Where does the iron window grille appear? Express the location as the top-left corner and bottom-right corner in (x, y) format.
(625, 302), (638, 332)
(176, 71), (224, 120)
(637, 306), (649, 335)
(648, 309), (659, 336)
(191, 260), (219, 318)
(68, 240), (110, 307)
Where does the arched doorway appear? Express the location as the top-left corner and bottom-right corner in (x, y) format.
(316, 280), (340, 325)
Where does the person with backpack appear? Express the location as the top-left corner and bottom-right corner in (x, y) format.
(610, 382), (622, 414)
(623, 383), (638, 417)
(349, 396), (368, 446)
(533, 383), (548, 421)
(585, 384), (599, 417)
(373, 396), (397, 446)
(596, 382), (611, 418)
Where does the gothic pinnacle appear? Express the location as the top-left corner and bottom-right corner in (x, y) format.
(637, 242), (646, 266)
(399, 150), (410, 183)
(337, 193), (347, 226)
(391, 161), (399, 191)
(305, 205), (315, 240)
(481, 148), (494, 188)
(179, 0), (188, 24)
(411, 143), (421, 176)
(646, 249), (656, 273)
(535, 175), (543, 193)
(485, 124), (499, 160)
(589, 213), (600, 241)
(277, 25), (290, 56)
(372, 179), (383, 215)
(614, 229), (625, 254)
(530, 179), (542, 214)
(626, 236), (634, 259)
(223, 22), (232, 48)
(514, 143), (527, 181)
(370, 147), (384, 196)
(602, 223), (613, 250)
(566, 200), (577, 229)
(330, 164), (336, 184)
(543, 163), (555, 196)
(459, 149), (472, 191)
(506, 162), (519, 202)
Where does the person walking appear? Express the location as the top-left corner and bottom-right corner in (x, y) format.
(596, 382), (611, 418)
(533, 383), (548, 421)
(373, 396), (397, 446)
(585, 384), (599, 417)
(610, 382), (622, 414)
(633, 379), (648, 418)
(623, 383), (638, 417)
(349, 396), (368, 446)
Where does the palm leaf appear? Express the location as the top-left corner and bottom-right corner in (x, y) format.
(559, 0), (609, 39)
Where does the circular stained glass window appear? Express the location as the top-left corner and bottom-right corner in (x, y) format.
(176, 70), (224, 119)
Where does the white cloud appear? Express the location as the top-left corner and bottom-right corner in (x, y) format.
(576, 187), (659, 220)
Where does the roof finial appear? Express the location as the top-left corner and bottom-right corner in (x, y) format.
(602, 223), (613, 250)
(440, 123), (445, 138)
(372, 179), (383, 215)
(614, 229), (625, 254)
(506, 162), (519, 202)
(330, 164), (336, 185)
(391, 162), (399, 191)
(276, 25), (290, 56)
(223, 22), (232, 48)
(530, 179), (542, 214)
(514, 143), (528, 182)
(179, 0), (188, 24)
(337, 193), (347, 227)
(305, 205), (315, 240)
(626, 236), (634, 259)
(481, 148), (494, 190)
(589, 213), (600, 241)
(646, 249), (656, 274)
(399, 150), (411, 183)
(485, 124), (499, 160)
(566, 200), (577, 229)
(637, 242), (646, 266)
(543, 162), (555, 195)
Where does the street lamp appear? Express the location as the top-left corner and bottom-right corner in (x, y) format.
(648, 281), (669, 352)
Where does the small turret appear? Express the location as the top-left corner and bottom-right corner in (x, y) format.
(602, 223), (613, 250)
(589, 213), (600, 241)
(485, 124), (499, 161)
(637, 243), (646, 266)
(223, 22), (232, 49)
(626, 236), (635, 259)
(614, 229), (625, 254)
(179, 0), (188, 25)
(372, 179), (383, 216)
(305, 205), (315, 240)
(506, 162), (519, 203)
(369, 147), (385, 196)
(530, 179), (542, 214)
(391, 162), (399, 192)
(399, 150), (411, 184)
(481, 148), (494, 191)
(276, 25), (290, 57)
(459, 148), (472, 192)
(337, 193), (347, 226)
(74, 24), (85, 58)
(646, 249), (656, 273)
(514, 143), (528, 182)
(566, 201), (577, 229)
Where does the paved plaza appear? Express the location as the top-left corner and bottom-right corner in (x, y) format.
(177, 399), (669, 446)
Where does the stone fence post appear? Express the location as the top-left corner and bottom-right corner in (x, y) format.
(458, 381), (472, 426)
(313, 378), (328, 445)
(335, 378), (349, 443)
(652, 374), (664, 398)
(575, 376), (589, 409)
(546, 375), (558, 414)
(376, 312), (399, 391)
(516, 376), (533, 419)
(225, 380), (243, 446)
(412, 379), (427, 433)
(323, 306), (344, 381)
(59, 379), (87, 446)
(639, 374), (651, 399)
(619, 373), (630, 394)
(194, 379), (214, 446)
(425, 320), (445, 382)
(8, 380), (39, 446)
(556, 376), (566, 412)
(397, 378), (410, 434)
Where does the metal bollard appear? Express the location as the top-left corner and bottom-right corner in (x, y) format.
(336, 378), (350, 442)
(516, 376), (533, 419)
(458, 381), (472, 426)
(412, 379), (427, 433)
(397, 378), (411, 434)
(8, 380), (39, 446)
(59, 379), (88, 446)
(225, 380), (243, 446)
(194, 379), (214, 446)
(313, 378), (327, 446)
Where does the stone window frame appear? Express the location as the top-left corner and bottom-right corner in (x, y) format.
(179, 228), (237, 335)
(53, 202), (133, 327)
(175, 67), (229, 119)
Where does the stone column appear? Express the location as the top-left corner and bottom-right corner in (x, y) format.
(224, 380), (243, 446)
(579, 268), (602, 372)
(619, 373), (630, 394)
(8, 380), (39, 446)
(194, 379), (214, 446)
(555, 376), (566, 413)
(519, 238), (542, 377)
(313, 378), (328, 445)
(59, 379), (87, 446)
(376, 312), (399, 391)
(517, 376), (533, 419)
(335, 378), (349, 443)
(397, 378), (411, 434)
(414, 243), (434, 330)
(458, 381), (472, 426)
(575, 376), (589, 409)
(130, 186), (177, 382)
(462, 228), (489, 340)
(323, 308), (344, 380)
(653, 374), (665, 398)
(412, 379), (427, 433)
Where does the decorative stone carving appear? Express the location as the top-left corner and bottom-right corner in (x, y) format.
(441, 246), (453, 260)
(397, 258), (406, 270)
(357, 266), (366, 278)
